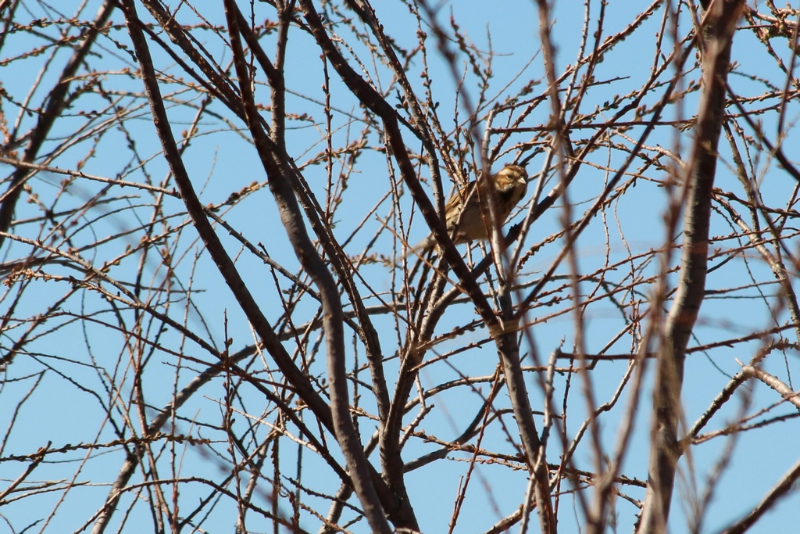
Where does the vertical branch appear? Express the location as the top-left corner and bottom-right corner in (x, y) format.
(637, 1), (745, 532)
(220, 3), (391, 533)
(235, 2), (393, 429)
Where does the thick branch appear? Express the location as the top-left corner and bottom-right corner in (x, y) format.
(235, 2), (392, 428)
(221, 4), (389, 534)
(298, 0), (538, 523)
(111, 3), (396, 533)
(637, 2), (745, 532)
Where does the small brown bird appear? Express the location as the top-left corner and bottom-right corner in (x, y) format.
(407, 164), (528, 256)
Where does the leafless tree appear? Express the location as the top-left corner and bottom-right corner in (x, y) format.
(1, 1), (799, 533)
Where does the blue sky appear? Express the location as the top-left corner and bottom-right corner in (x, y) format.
(1, 1), (799, 533)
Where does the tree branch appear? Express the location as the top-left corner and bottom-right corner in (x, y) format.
(638, 2), (746, 532)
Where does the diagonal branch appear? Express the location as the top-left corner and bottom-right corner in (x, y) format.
(108, 2), (397, 533)
(221, 3), (390, 533)
(0, 1), (115, 250)
(296, 5), (553, 531)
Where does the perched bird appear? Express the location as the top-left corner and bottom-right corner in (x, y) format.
(406, 164), (528, 256)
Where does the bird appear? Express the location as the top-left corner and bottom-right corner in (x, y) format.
(405, 164), (528, 257)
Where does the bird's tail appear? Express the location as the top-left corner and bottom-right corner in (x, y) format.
(402, 234), (436, 260)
